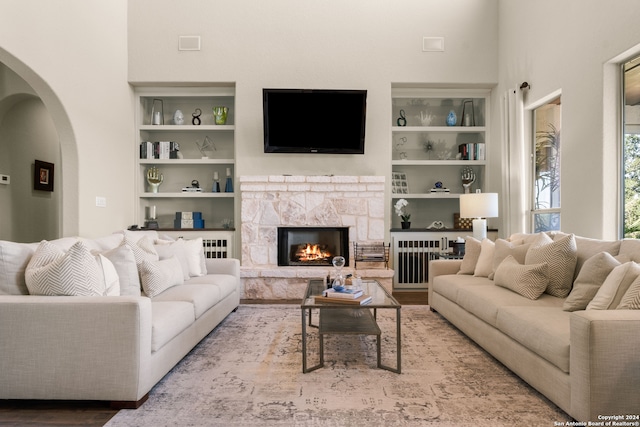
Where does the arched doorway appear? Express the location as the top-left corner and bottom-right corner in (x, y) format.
(0, 48), (79, 241)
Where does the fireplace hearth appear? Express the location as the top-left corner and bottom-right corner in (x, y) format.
(277, 227), (349, 267)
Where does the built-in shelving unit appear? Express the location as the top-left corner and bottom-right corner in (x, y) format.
(134, 85), (237, 256)
(390, 87), (491, 228)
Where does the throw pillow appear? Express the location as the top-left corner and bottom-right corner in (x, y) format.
(473, 238), (495, 278)
(25, 240), (104, 296)
(95, 254), (121, 296)
(139, 257), (184, 297)
(123, 235), (158, 265)
(587, 261), (640, 310)
(99, 244), (141, 297)
(488, 239), (529, 280)
(617, 275), (640, 309)
(457, 236), (481, 275)
(494, 255), (549, 300)
(525, 232), (577, 298)
(154, 239), (190, 280)
(563, 252), (622, 311)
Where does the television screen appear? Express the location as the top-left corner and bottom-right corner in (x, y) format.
(263, 89), (367, 154)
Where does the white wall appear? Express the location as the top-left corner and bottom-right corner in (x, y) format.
(128, 0), (499, 237)
(0, 0), (134, 238)
(498, 0), (640, 239)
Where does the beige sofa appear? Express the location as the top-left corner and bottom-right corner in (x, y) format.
(428, 232), (640, 422)
(0, 230), (240, 408)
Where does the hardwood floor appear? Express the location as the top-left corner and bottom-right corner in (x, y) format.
(0, 400), (117, 426)
(0, 291), (428, 426)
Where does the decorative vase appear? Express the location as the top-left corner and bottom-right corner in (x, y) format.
(446, 110), (457, 126)
(401, 222), (411, 229)
(213, 106), (229, 125)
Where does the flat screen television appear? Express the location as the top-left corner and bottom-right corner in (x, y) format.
(263, 88), (367, 154)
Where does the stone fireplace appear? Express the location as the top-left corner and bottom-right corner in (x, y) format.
(240, 175), (393, 299)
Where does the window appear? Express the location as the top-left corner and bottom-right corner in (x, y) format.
(531, 97), (561, 232)
(623, 56), (640, 238)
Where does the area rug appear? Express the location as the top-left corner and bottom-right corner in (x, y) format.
(105, 305), (567, 427)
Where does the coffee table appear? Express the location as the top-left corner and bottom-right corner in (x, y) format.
(300, 279), (401, 373)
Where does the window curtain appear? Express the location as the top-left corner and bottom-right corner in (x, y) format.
(501, 88), (527, 236)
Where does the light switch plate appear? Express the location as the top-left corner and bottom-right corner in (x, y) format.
(0, 174), (9, 184)
(96, 196), (107, 208)
(422, 37), (445, 52)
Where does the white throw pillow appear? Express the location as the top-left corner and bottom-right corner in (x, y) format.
(139, 257), (184, 297)
(563, 252), (622, 311)
(154, 237), (206, 279)
(95, 254), (121, 296)
(123, 235), (159, 265)
(98, 244), (140, 297)
(494, 255), (549, 300)
(25, 240), (104, 296)
(587, 262), (640, 310)
(457, 236), (481, 275)
(525, 232), (577, 298)
(617, 275), (640, 309)
(473, 238), (495, 278)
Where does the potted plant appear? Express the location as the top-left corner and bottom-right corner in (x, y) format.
(395, 198), (411, 229)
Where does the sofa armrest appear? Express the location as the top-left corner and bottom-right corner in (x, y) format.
(205, 257), (240, 278)
(428, 259), (462, 283)
(0, 295), (153, 402)
(570, 310), (640, 421)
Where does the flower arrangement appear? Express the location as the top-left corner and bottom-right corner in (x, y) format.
(394, 198), (411, 222)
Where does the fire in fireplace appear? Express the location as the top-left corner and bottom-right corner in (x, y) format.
(277, 227), (349, 267)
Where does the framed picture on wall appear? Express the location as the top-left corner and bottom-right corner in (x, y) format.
(34, 160), (54, 192)
(392, 172), (408, 194)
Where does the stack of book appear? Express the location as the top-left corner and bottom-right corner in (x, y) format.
(314, 288), (372, 305)
(173, 211), (205, 229)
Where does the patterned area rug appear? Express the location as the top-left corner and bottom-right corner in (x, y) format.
(106, 305), (567, 426)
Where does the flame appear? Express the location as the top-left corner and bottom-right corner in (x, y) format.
(296, 243), (331, 262)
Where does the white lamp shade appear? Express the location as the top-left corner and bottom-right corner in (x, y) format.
(459, 192), (499, 219)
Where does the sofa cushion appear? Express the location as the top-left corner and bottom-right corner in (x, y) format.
(587, 262), (640, 310)
(139, 257), (184, 297)
(563, 252), (622, 311)
(488, 239), (529, 280)
(496, 307), (571, 373)
(123, 235), (158, 265)
(184, 274), (238, 299)
(79, 233), (124, 252)
(494, 255), (548, 300)
(617, 238), (640, 262)
(25, 241), (104, 296)
(150, 301), (195, 352)
(153, 284), (221, 318)
(95, 255), (120, 296)
(525, 233), (577, 298)
(617, 275), (640, 309)
(454, 281), (564, 327)
(431, 274), (484, 303)
(457, 236), (481, 275)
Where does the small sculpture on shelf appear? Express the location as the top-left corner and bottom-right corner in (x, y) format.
(396, 109), (407, 126)
(146, 166), (163, 193)
(420, 108), (433, 126)
(461, 167), (476, 193)
(427, 220), (446, 230)
(173, 109), (184, 125)
(213, 106), (229, 125)
(195, 135), (215, 159)
(192, 108), (202, 125)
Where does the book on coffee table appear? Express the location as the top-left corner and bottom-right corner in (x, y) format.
(314, 294), (373, 305)
(322, 288), (364, 299)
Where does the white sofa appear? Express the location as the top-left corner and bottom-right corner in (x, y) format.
(0, 230), (240, 408)
(428, 232), (640, 422)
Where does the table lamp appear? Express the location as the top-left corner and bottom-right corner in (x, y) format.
(459, 190), (498, 240)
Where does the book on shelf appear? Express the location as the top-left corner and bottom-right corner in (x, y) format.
(322, 288), (364, 299)
(314, 294), (373, 305)
(458, 142), (485, 161)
